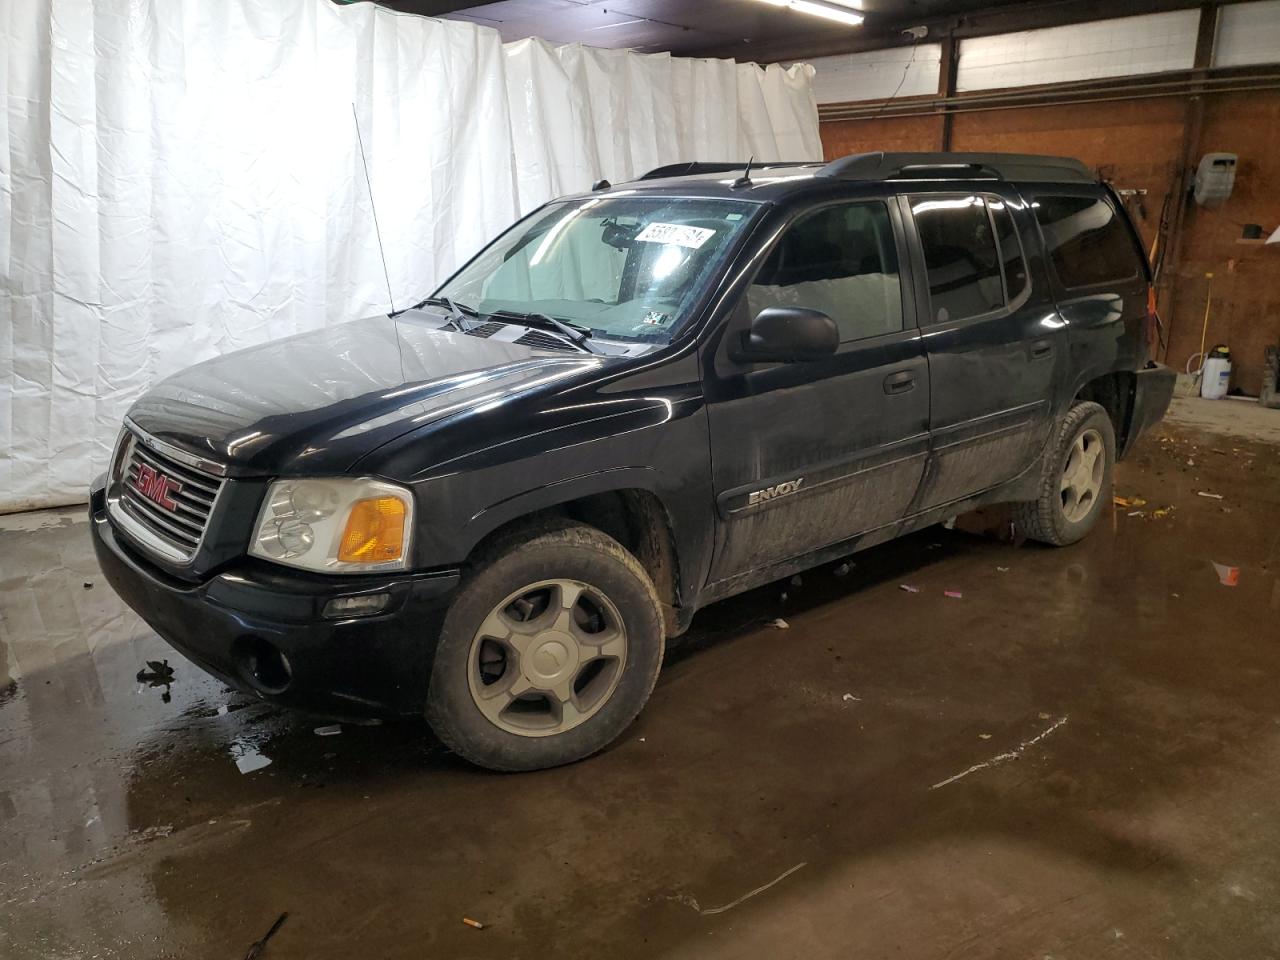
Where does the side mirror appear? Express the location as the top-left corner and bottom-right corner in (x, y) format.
(735, 307), (839, 363)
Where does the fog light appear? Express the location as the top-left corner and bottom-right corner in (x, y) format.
(323, 593), (391, 619)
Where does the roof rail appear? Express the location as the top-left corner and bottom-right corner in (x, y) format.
(819, 151), (1094, 184)
(637, 161), (814, 181)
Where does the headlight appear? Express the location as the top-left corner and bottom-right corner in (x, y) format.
(249, 478), (414, 573)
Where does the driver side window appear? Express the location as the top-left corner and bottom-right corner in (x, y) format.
(746, 201), (904, 343)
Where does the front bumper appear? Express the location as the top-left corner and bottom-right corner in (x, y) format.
(1121, 362), (1177, 459)
(90, 482), (460, 718)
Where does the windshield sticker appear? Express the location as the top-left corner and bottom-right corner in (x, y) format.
(636, 222), (716, 249)
(641, 311), (670, 326)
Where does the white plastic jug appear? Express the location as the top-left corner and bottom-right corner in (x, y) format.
(1200, 345), (1231, 399)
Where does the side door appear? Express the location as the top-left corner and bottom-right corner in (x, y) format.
(703, 197), (930, 586)
(903, 189), (1066, 511)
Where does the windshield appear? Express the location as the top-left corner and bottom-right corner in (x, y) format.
(434, 196), (759, 343)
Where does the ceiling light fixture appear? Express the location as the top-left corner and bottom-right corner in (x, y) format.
(758, 0), (865, 27)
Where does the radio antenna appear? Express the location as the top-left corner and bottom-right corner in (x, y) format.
(733, 156), (755, 189)
(352, 104), (397, 314)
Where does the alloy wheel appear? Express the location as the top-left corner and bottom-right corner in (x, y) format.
(1060, 427), (1105, 523)
(467, 579), (628, 737)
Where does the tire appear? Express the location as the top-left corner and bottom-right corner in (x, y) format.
(426, 521), (664, 772)
(1014, 401), (1115, 546)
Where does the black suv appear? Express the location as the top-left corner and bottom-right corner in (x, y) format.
(92, 152), (1175, 770)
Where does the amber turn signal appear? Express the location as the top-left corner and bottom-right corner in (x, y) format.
(338, 496), (407, 563)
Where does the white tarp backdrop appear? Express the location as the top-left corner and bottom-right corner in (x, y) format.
(0, 0), (821, 513)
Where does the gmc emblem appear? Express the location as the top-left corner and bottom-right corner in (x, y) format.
(136, 463), (182, 511)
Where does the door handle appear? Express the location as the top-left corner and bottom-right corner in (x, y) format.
(1030, 339), (1054, 360)
(883, 370), (916, 395)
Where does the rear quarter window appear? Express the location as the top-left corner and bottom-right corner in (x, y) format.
(1033, 195), (1141, 289)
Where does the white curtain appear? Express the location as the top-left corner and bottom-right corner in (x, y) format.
(0, 0), (820, 513)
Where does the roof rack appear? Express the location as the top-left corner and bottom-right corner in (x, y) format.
(818, 151), (1094, 184)
(636, 161), (815, 181)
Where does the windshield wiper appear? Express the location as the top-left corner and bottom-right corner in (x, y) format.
(414, 296), (480, 332)
(487, 310), (605, 356)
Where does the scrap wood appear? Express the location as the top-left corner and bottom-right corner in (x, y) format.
(244, 913), (288, 960)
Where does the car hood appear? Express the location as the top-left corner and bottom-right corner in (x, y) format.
(125, 313), (607, 475)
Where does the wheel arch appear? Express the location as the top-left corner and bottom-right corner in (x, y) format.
(463, 472), (689, 636)
(1070, 370), (1137, 457)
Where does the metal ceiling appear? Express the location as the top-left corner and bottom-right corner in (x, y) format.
(366, 0), (1213, 62)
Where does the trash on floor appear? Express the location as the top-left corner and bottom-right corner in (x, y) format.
(243, 912), (288, 960)
(899, 584), (920, 593)
(1197, 491), (1225, 500)
(944, 590), (963, 599)
(996, 566), (1009, 573)
(842, 693), (860, 702)
(1213, 562), (1240, 587)
(462, 917), (486, 930)
(1152, 506), (1175, 519)
(82, 580), (93, 589)
(833, 562), (852, 577)
(231, 740), (272, 775)
(768, 618), (789, 629)
(1113, 495), (1148, 508)
(314, 724), (342, 737)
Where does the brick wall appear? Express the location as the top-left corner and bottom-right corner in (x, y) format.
(819, 90), (1280, 394)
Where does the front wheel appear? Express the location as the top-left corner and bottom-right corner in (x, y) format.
(426, 522), (664, 771)
(1014, 401), (1115, 546)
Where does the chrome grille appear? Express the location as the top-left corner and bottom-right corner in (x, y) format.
(110, 429), (225, 562)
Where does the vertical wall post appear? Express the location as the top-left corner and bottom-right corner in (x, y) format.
(1158, 2), (1219, 359)
(938, 29), (959, 151)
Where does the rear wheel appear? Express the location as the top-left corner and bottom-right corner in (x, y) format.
(426, 522), (664, 771)
(1014, 401), (1115, 546)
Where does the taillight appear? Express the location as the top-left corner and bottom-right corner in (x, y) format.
(1145, 285), (1161, 357)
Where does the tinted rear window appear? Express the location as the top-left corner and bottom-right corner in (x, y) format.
(1034, 196), (1141, 288)
(912, 195), (1004, 324)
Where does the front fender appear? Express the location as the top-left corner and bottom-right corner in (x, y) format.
(382, 392), (714, 609)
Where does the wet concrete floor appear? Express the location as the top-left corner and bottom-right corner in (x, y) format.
(2, 407), (1278, 958)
